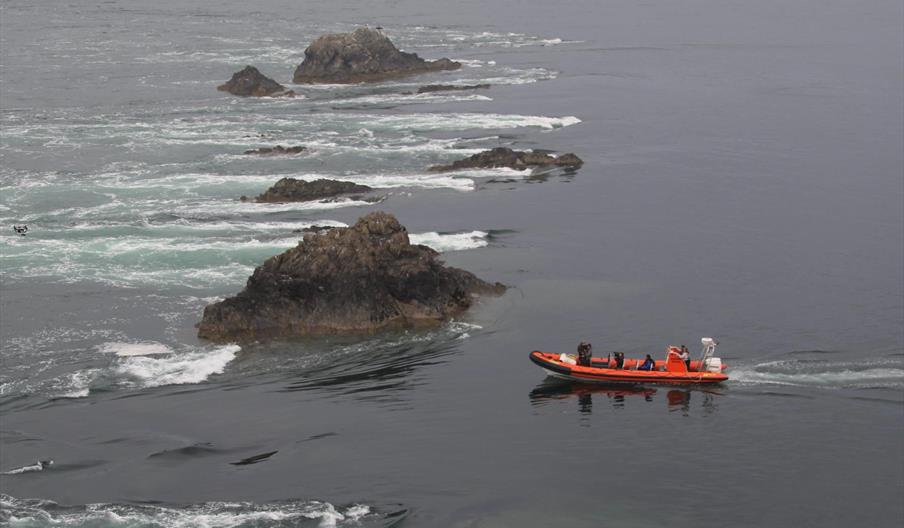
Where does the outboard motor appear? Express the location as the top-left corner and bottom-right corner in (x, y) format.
(700, 337), (722, 372)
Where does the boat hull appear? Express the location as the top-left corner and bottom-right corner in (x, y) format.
(530, 351), (728, 385)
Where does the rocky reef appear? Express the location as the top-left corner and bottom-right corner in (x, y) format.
(197, 212), (505, 342)
(293, 27), (461, 84)
(417, 84), (490, 94)
(243, 145), (307, 155)
(249, 178), (374, 203)
(218, 66), (294, 97)
(428, 147), (584, 172)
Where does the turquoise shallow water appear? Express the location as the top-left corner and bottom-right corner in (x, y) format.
(1, 0), (902, 526)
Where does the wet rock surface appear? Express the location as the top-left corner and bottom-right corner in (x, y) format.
(218, 66), (293, 97)
(243, 145), (307, 155)
(251, 178), (374, 203)
(197, 212), (505, 342)
(293, 27), (461, 84)
(428, 147), (584, 172)
(417, 84), (490, 93)
(292, 225), (339, 234)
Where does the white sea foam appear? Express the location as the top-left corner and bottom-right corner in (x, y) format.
(106, 266), (257, 289)
(99, 341), (173, 357)
(448, 59), (497, 68)
(8, 228), (484, 260)
(53, 370), (97, 399)
(2, 108), (575, 152)
(343, 504), (371, 520)
(0, 494), (388, 527)
(101, 236), (305, 254)
(121, 171), (476, 192)
(163, 198), (378, 217)
(2, 461), (49, 475)
(31, 345), (241, 399)
(410, 230), (489, 252)
(1, 222), (493, 288)
(323, 92), (493, 107)
(731, 359), (904, 389)
(135, 45), (302, 65)
(447, 167), (532, 178)
(250, 172), (475, 192)
(359, 112), (582, 131)
(112, 344), (240, 388)
(449, 321), (484, 340)
(135, 219), (349, 233)
(1, 235), (301, 260)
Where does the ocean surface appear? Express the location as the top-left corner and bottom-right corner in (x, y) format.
(1, 0), (902, 526)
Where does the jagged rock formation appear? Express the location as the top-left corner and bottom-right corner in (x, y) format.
(197, 212), (505, 341)
(428, 147), (584, 172)
(292, 225), (338, 234)
(293, 27), (461, 84)
(243, 145), (307, 155)
(417, 84), (490, 93)
(218, 66), (293, 97)
(251, 178), (373, 203)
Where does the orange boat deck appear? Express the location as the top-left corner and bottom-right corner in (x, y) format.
(529, 351), (729, 385)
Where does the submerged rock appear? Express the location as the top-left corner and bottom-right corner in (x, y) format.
(218, 66), (293, 97)
(197, 212), (504, 341)
(243, 145), (307, 155)
(253, 178), (373, 203)
(429, 147), (584, 172)
(293, 27), (461, 84)
(417, 84), (490, 94)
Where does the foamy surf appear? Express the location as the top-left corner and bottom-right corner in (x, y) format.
(410, 230), (489, 252)
(320, 92), (493, 108)
(0, 494), (404, 527)
(139, 171), (477, 192)
(357, 112), (582, 131)
(24, 345), (243, 400)
(112, 345), (240, 389)
(1, 460), (52, 475)
(1, 108), (578, 152)
(99, 341), (172, 357)
(1, 220), (492, 288)
(172, 198), (378, 215)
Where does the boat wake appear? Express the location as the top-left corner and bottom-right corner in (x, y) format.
(730, 358), (904, 390)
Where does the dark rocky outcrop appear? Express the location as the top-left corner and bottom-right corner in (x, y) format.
(243, 145), (307, 156)
(197, 212), (505, 342)
(292, 225), (338, 235)
(218, 66), (294, 97)
(250, 178), (373, 203)
(293, 27), (461, 84)
(417, 84), (490, 94)
(428, 147), (584, 172)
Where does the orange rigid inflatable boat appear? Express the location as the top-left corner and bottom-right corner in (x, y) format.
(530, 338), (729, 385)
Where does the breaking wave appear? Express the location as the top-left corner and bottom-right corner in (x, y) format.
(0, 494), (407, 528)
(410, 230), (489, 252)
(110, 345), (240, 389)
(0, 111), (579, 151)
(1, 220), (487, 288)
(355, 113), (581, 132)
(1, 344), (240, 401)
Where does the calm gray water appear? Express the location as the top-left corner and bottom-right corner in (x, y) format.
(1, 0), (902, 526)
